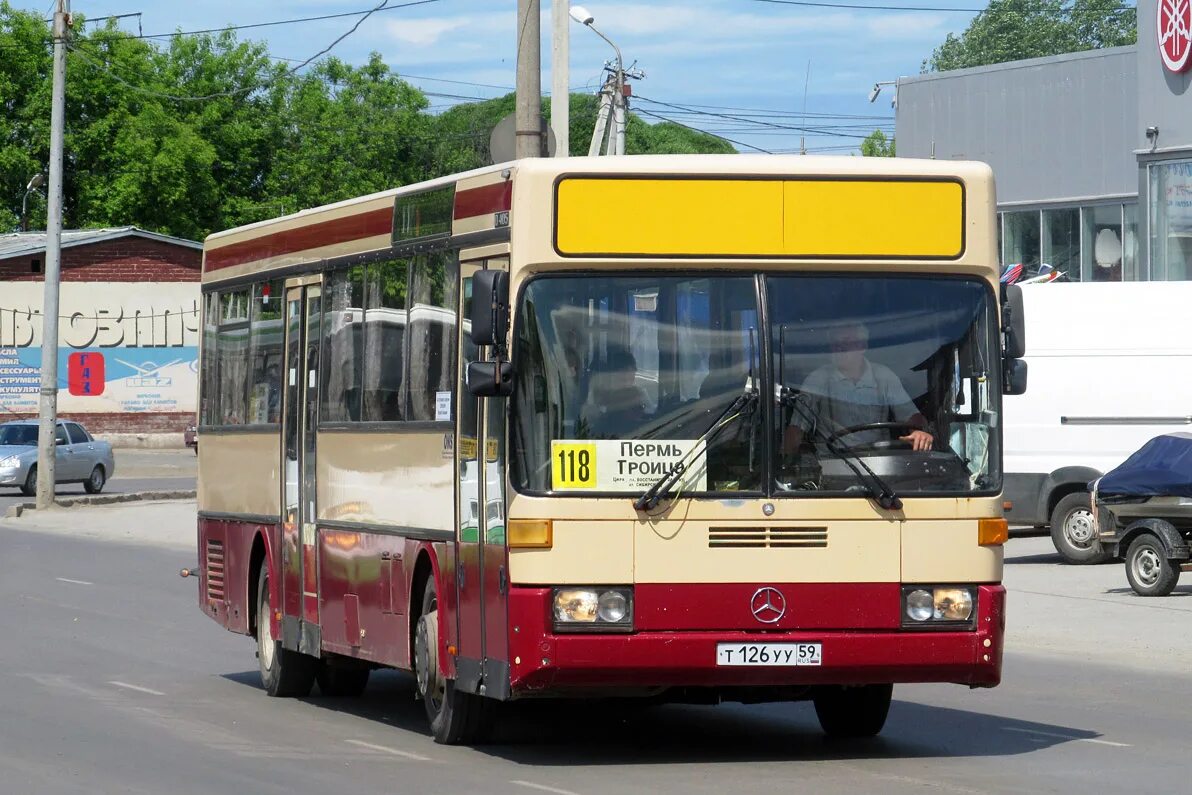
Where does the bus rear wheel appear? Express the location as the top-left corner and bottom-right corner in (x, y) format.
(813, 684), (893, 738)
(414, 577), (491, 744)
(256, 562), (317, 697)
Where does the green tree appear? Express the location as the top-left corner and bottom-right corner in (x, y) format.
(925, 0), (1135, 72)
(860, 130), (895, 157)
(433, 91), (736, 173)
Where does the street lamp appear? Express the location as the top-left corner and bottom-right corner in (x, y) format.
(21, 173), (45, 232)
(869, 81), (897, 108)
(570, 4), (626, 155)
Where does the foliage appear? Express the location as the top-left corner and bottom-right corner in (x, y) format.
(925, 0), (1136, 72)
(860, 130), (895, 157)
(0, 2), (736, 241)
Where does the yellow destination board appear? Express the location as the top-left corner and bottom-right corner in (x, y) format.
(554, 177), (964, 259)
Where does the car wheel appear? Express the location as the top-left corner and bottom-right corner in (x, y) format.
(256, 561), (317, 697)
(83, 465), (106, 494)
(813, 684), (893, 738)
(20, 465), (36, 497)
(413, 577), (492, 744)
(1125, 534), (1180, 597)
(1049, 492), (1111, 564)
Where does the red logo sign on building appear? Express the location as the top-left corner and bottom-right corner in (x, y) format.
(1159, 0), (1192, 73)
(68, 352), (105, 396)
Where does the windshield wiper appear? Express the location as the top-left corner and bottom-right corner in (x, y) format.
(780, 387), (903, 511)
(633, 379), (759, 512)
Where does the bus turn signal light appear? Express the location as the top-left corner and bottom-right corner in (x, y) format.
(509, 519), (553, 549)
(979, 518), (1008, 546)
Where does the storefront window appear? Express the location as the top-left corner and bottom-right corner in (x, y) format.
(1149, 160), (1192, 281)
(1124, 203), (1139, 281)
(1042, 208), (1080, 281)
(1081, 205), (1123, 282)
(1003, 210), (1041, 276)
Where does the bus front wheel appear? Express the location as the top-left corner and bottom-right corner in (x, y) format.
(813, 684), (893, 738)
(256, 562), (317, 697)
(414, 577), (491, 744)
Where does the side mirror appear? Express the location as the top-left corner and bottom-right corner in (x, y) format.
(55, 437), (66, 446)
(1003, 357), (1027, 396)
(470, 270), (509, 348)
(467, 360), (513, 397)
(1002, 283), (1026, 359)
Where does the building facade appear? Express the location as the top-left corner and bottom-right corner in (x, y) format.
(896, 0), (1192, 282)
(0, 227), (201, 445)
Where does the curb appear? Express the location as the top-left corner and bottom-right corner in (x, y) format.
(4, 490), (196, 519)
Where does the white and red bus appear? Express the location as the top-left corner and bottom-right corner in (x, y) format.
(195, 155), (1022, 743)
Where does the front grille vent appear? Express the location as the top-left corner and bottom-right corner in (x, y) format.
(708, 527), (828, 549)
(206, 539), (225, 602)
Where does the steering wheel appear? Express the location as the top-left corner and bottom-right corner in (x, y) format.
(825, 422), (916, 451)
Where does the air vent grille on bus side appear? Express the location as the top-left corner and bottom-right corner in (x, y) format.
(708, 527), (828, 549)
(206, 539), (225, 602)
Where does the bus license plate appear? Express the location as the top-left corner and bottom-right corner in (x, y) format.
(716, 643), (822, 667)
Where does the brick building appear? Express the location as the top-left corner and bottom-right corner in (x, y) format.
(0, 227), (201, 445)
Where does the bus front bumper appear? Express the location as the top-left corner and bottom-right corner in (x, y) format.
(506, 584), (1004, 694)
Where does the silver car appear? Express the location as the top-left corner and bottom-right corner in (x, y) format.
(0, 420), (116, 496)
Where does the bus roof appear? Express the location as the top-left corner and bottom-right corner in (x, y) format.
(201, 155), (995, 285)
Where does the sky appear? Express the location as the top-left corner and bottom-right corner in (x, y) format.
(14, 0), (985, 154)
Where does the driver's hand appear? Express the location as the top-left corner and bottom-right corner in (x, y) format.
(900, 430), (934, 452)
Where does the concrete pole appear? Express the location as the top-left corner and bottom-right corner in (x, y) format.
(551, 0), (569, 157)
(515, 0), (543, 159)
(36, 0), (69, 510)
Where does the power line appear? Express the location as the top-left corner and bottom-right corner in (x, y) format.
(131, 0), (443, 40)
(750, 0), (983, 12)
(64, 0), (407, 103)
(636, 95), (884, 140)
(633, 108), (774, 154)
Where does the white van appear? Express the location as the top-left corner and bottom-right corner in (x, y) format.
(1004, 282), (1192, 563)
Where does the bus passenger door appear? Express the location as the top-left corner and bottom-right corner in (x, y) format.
(281, 281), (323, 655)
(456, 257), (511, 699)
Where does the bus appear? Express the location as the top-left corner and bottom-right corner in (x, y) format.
(195, 155), (1024, 744)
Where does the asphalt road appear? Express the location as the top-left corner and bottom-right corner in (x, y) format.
(0, 448), (195, 513)
(1, 522), (1189, 795)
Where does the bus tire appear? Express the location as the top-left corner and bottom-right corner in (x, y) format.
(1049, 492), (1111, 565)
(813, 684), (893, 738)
(256, 562), (316, 697)
(1125, 534), (1180, 597)
(414, 577), (491, 744)
(316, 662), (370, 697)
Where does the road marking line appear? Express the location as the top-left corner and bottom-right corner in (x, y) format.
(107, 681), (166, 697)
(343, 739), (429, 761)
(55, 577), (93, 586)
(511, 781), (583, 795)
(1002, 727), (1131, 747)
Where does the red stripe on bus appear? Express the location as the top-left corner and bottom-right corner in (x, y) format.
(453, 181), (512, 220)
(204, 206), (394, 272)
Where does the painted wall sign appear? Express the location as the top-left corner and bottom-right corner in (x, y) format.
(0, 282), (198, 414)
(67, 351), (105, 396)
(1158, 0), (1192, 73)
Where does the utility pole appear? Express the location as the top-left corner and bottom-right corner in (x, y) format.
(515, 0), (543, 159)
(36, 0), (70, 510)
(551, 0), (569, 157)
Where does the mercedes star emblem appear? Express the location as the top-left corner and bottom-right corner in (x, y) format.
(750, 587), (787, 624)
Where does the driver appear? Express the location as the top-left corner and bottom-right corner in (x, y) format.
(783, 323), (934, 453)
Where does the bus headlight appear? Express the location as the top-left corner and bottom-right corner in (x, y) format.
(902, 586), (976, 628)
(552, 587), (633, 632)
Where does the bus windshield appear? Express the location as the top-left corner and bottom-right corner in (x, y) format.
(511, 273), (1000, 497)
